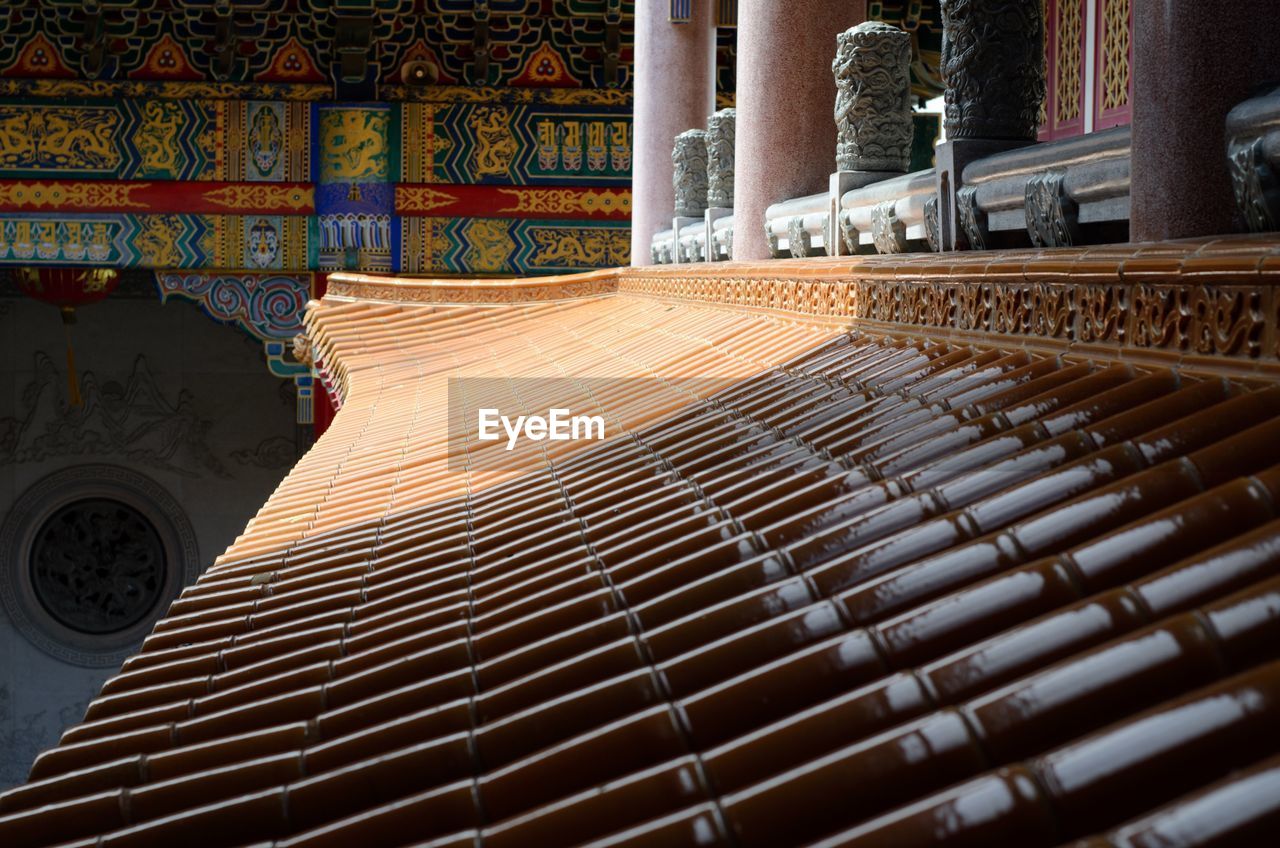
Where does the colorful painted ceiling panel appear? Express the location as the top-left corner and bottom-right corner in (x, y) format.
(0, 93), (631, 276)
(0, 181), (315, 214)
(0, 213), (313, 270)
(398, 216), (628, 274)
(0, 0), (638, 91)
(402, 101), (631, 185)
(0, 98), (311, 181)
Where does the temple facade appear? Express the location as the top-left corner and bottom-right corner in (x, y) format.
(3, 1), (1280, 846)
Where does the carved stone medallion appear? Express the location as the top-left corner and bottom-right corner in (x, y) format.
(923, 195), (942, 252)
(30, 499), (166, 635)
(0, 465), (199, 666)
(1228, 137), (1280, 233)
(766, 226), (783, 258)
(871, 200), (908, 254)
(788, 217), (811, 258)
(839, 210), (861, 254)
(956, 184), (989, 250)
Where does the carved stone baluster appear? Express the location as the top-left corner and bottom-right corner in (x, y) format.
(706, 109), (736, 209)
(830, 21), (914, 256)
(705, 108), (736, 260)
(934, 0), (1045, 251)
(834, 22), (914, 174)
(940, 0), (1044, 141)
(672, 129), (709, 263)
(672, 130), (709, 218)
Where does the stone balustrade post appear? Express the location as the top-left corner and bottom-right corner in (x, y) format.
(672, 129), (709, 262)
(830, 21), (914, 255)
(934, 0), (1045, 251)
(705, 108), (736, 260)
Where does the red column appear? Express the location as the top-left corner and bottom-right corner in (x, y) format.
(731, 0), (868, 260)
(1130, 0), (1280, 241)
(630, 0), (717, 265)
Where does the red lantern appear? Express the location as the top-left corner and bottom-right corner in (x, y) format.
(16, 267), (120, 407)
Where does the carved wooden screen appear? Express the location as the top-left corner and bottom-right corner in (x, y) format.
(1042, 0), (1088, 140)
(1041, 0), (1133, 138)
(1094, 0), (1133, 129)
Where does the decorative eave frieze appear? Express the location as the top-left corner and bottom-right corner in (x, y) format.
(621, 236), (1280, 377)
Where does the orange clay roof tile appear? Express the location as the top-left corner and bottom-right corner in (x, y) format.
(5, 238), (1280, 847)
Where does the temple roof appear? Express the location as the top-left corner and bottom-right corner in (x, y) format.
(3, 237), (1280, 846)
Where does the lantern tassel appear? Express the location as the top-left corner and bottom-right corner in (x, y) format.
(60, 307), (82, 408)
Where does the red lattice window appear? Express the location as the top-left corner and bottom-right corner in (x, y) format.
(1042, 0), (1087, 140)
(1094, 0), (1133, 130)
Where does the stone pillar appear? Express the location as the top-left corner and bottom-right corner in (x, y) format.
(732, 0), (868, 260)
(1131, 0), (1280, 241)
(630, 0), (716, 265)
(934, 0), (1044, 251)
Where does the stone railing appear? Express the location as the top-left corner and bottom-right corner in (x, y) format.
(763, 193), (830, 258)
(957, 125), (1130, 250)
(840, 168), (938, 254)
(1227, 85), (1280, 233)
(764, 170), (938, 259)
(676, 218), (707, 262)
(650, 227), (675, 264)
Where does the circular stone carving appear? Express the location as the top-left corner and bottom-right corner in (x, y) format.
(0, 466), (200, 667)
(30, 499), (167, 634)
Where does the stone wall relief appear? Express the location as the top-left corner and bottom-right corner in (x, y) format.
(0, 353), (227, 479)
(0, 349), (295, 479)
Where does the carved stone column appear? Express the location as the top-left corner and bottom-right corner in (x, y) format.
(705, 108), (735, 260)
(1131, 0), (1280, 241)
(934, 0), (1045, 251)
(706, 109), (736, 208)
(673, 130), (710, 217)
(834, 22), (913, 173)
(672, 129), (709, 262)
(732, 0), (868, 260)
(630, 0), (716, 265)
(830, 21), (913, 255)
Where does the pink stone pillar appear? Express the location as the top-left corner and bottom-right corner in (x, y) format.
(732, 0), (867, 260)
(1131, 0), (1280, 241)
(630, 0), (717, 265)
